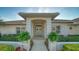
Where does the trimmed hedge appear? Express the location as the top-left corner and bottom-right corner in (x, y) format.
(58, 35), (79, 42)
(67, 35), (79, 42)
(63, 44), (79, 51)
(0, 44), (15, 51)
(57, 35), (66, 42)
(0, 34), (18, 41)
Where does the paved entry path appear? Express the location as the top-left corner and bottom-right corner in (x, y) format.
(31, 37), (48, 51)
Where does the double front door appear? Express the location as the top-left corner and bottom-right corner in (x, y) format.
(32, 20), (45, 37)
(34, 24), (44, 37)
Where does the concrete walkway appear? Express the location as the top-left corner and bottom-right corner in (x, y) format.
(31, 37), (48, 51)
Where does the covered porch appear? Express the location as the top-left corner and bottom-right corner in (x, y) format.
(19, 12), (59, 39)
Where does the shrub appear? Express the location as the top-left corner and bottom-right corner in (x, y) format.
(0, 34), (18, 41)
(58, 35), (79, 42)
(17, 32), (30, 42)
(58, 35), (69, 42)
(0, 44), (15, 51)
(63, 44), (79, 51)
(48, 32), (58, 42)
(67, 35), (79, 42)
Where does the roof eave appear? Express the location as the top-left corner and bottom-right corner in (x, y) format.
(18, 12), (59, 19)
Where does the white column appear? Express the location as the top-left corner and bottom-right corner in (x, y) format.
(44, 23), (46, 38)
(26, 18), (32, 38)
(46, 18), (52, 38)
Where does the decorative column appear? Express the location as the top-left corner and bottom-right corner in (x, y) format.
(46, 18), (52, 38)
(26, 18), (32, 38)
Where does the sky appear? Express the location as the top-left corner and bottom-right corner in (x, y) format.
(0, 7), (79, 21)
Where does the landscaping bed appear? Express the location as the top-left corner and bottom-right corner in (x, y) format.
(63, 44), (79, 51)
(0, 32), (31, 51)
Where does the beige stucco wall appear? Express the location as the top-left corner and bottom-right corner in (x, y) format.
(0, 21), (79, 36)
(69, 25), (79, 35)
(52, 23), (79, 35)
(52, 23), (69, 35)
(0, 25), (26, 35)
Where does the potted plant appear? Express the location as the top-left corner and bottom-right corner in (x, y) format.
(48, 32), (58, 51)
(17, 31), (31, 51)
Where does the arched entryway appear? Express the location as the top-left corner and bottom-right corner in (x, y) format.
(31, 20), (47, 51)
(32, 20), (46, 38)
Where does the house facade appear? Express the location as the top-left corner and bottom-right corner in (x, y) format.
(0, 12), (79, 38)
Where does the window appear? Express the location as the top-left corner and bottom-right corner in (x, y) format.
(69, 27), (72, 30)
(52, 27), (55, 31)
(56, 26), (60, 33)
(0, 32), (1, 37)
(16, 27), (20, 34)
(16, 27), (26, 34)
(21, 27), (25, 32)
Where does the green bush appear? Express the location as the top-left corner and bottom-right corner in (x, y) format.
(58, 35), (69, 42)
(58, 35), (79, 42)
(67, 35), (79, 42)
(63, 44), (79, 51)
(48, 32), (58, 42)
(17, 32), (30, 42)
(0, 34), (18, 41)
(0, 44), (15, 51)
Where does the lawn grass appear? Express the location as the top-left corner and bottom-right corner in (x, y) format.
(63, 44), (79, 51)
(0, 44), (15, 51)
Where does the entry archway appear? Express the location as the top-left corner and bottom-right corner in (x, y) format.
(32, 19), (46, 38)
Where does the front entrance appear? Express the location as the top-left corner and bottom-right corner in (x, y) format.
(32, 20), (46, 37)
(34, 24), (44, 37)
